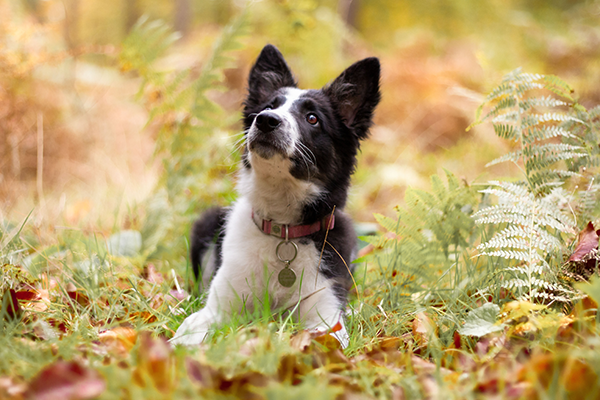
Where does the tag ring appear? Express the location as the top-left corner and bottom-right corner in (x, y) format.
(276, 240), (298, 263)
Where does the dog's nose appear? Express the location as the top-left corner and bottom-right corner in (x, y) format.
(255, 111), (282, 133)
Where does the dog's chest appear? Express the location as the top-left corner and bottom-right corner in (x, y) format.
(219, 197), (323, 307)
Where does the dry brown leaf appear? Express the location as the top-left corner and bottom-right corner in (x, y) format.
(23, 289), (50, 312)
(98, 327), (138, 357)
(520, 353), (599, 398)
(412, 312), (436, 348)
(0, 376), (27, 399)
(133, 332), (173, 392)
(26, 360), (105, 400)
(314, 333), (343, 351)
(290, 330), (314, 352)
(290, 322), (343, 352)
(277, 354), (312, 384)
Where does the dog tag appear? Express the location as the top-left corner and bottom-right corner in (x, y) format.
(278, 265), (296, 287)
(276, 240), (298, 288)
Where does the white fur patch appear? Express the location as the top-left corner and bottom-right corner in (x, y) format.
(170, 197), (348, 347)
(240, 153), (322, 224)
(276, 87), (305, 145)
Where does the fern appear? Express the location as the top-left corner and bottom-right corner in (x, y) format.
(120, 13), (248, 261)
(472, 69), (587, 194)
(470, 69), (596, 303)
(367, 171), (480, 308)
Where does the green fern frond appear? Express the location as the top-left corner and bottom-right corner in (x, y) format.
(485, 150), (523, 167)
(120, 17), (181, 77)
(542, 75), (576, 101)
(373, 213), (400, 234)
(524, 126), (574, 143)
(493, 124), (518, 141)
(470, 70), (595, 303)
(519, 96), (568, 111)
(372, 172), (479, 298)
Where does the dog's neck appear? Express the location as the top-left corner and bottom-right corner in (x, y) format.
(238, 154), (323, 225)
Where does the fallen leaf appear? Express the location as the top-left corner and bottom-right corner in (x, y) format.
(133, 332), (173, 392)
(2, 289), (21, 320)
(568, 222), (599, 262)
(314, 334), (342, 351)
(412, 312), (436, 347)
(66, 283), (90, 307)
(519, 353), (599, 398)
(290, 330), (315, 352)
(144, 264), (164, 284)
(26, 360), (105, 400)
(14, 285), (39, 301)
(186, 358), (222, 388)
(0, 376), (27, 398)
(98, 327), (138, 357)
(460, 303), (504, 337)
(291, 323), (344, 352)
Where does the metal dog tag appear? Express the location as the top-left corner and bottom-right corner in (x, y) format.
(278, 265), (296, 287)
(276, 240), (298, 288)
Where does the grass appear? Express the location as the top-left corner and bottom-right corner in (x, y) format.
(3, 208), (600, 399)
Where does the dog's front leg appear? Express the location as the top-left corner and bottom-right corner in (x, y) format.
(170, 272), (247, 346)
(299, 286), (350, 348)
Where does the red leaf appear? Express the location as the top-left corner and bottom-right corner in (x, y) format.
(26, 360), (105, 400)
(2, 289), (21, 320)
(15, 285), (39, 301)
(568, 222), (599, 262)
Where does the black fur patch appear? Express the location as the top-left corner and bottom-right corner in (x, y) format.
(190, 207), (227, 280)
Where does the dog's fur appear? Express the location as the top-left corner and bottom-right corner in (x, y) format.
(171, 44), (380, 347)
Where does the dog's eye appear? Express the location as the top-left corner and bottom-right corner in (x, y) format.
(306, 113), (318, 125)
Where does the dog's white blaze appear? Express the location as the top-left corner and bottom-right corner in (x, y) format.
(170, 197), (348, 346)
(273, 87), (305, 154)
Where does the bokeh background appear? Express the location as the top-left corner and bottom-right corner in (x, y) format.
(1, 0), (600, 248)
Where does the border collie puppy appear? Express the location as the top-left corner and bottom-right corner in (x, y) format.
(171, 44), (380, 347)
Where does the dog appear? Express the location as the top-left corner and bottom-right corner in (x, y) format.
(171, 44), (380, 347)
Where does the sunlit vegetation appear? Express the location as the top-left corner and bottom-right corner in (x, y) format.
(2, 0), (600, 398)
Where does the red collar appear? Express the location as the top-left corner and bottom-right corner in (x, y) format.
(252, 211), (335, 239)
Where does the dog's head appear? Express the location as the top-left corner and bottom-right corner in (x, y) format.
(241, 44), (380, 212)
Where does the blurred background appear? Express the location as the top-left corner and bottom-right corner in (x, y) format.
(1, 0), (599, 252)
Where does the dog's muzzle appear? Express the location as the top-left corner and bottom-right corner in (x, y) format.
(247, 111), (291, 158)
(255, 111), (282, 133)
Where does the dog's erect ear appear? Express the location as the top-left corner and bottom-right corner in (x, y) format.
(324, 58), (381, 139)
(245, 45), (296, 110)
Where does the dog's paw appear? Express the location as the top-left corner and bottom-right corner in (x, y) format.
(169, 312), (210, 346)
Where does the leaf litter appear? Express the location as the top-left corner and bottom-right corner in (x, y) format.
(3, 220), (600, 400)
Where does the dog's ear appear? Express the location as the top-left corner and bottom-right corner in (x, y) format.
(245, 45), (296, 110)
(324, 58), (381, 139)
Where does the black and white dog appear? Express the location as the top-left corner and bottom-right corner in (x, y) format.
(171, 44), (380, 347)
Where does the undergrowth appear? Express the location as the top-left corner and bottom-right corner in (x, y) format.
(2, 10), (600, 400)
